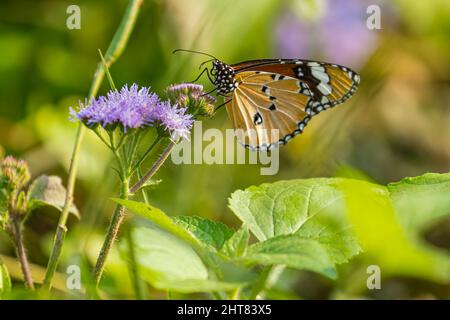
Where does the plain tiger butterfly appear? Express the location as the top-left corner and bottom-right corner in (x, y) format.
(174, 49), (360, 151)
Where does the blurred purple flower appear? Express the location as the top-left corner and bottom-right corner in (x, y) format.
(70, 83), (194, 140)
(276, 0), (383, 68)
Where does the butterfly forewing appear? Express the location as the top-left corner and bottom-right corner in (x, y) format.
(221, 59), (360, 150)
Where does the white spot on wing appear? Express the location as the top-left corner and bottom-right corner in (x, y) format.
(317, 83), (333, 95)
(311, 68), (330, 83)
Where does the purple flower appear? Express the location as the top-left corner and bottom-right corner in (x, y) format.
(70, 84), (194, 139)
(275, 0), (387, 68)
(155, 101), (194, 140)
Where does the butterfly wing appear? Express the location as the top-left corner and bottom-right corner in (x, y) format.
(226, 71), (310, 150)
(225, 59), (360, 150)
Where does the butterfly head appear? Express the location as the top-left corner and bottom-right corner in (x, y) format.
(210, 60), (236, 96)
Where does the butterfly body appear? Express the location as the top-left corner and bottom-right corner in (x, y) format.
(205, 55), (360, 150)
(211, 60), (237, 95)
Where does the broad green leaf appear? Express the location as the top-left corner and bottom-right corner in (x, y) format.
(243, 234), (336, 279)
(242, 223), (360, 279)
(229, 179), (346, 241)
(229, 179), (359, 278)
(387, 173), (450, 233)
(294, 221), (361, 265)
(0, 257), (11, 298)
(115, 199), (256, 288)
(229, 173), (450, 282)
(221, 226), (250, 258)
(173, 215), (234, 251)
(27, 175), (79, 218)
(143, 277), (246, 293)
(113, 198), (200, 248)
(122, 226), (246, 293)
(338, 178), (450, 282)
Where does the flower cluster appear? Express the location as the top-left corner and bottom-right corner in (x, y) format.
(70, 84), (194, 140)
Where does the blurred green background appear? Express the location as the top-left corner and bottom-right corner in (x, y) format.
(0, 0), (449, 299)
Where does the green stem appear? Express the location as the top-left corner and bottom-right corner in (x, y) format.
(230, 288), (241, 300)
(42, 0), (144, 291)
(130, 134), (161, 174)
(130, 140), (176, 194)
(137, 167), (150, 204)
(248, 265), (285, 300)
(42, 124), (84, 290)
(93, 139), (178, 286)
(93, 179), (130, 285)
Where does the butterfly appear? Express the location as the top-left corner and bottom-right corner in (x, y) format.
(174, 49), (360, 151)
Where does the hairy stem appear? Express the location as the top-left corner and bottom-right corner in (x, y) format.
(10, 218), (34, 290)
(130, 140), (176, 194)
(93, 180), (130, 285)
(42, 0), (144, 290)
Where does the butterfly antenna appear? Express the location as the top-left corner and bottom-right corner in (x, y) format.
(172, 49), (217, 60)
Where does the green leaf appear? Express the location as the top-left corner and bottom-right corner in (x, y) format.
(242, 223), (360, 279)
(112, 198), (200, 248)
(243, 234), (337, 279)
(98, 49), (116, 90)
(229, 179), (360, 278)
(388, 173), (450, 233)
(27, 175), (79, 218)
(221, 226), (250, 258)
(140, 178), (162, 189)
(228, 178), (346, 241)
(116, 199), (256, 292)
(0, 257), (11, 298)
(294, 222), (361, 265)
(173, 215), (234, 251)
(122, 226), (246, 293)
(229, 173), (450, 282)
(338, 177), (450, 282)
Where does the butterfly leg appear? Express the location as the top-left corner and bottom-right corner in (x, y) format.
(190, 68), (208, 83)
(214, 98), (232, 111)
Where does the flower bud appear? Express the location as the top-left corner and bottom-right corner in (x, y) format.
(166, 83), (216, 118)
(1, 156), (30, 191)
